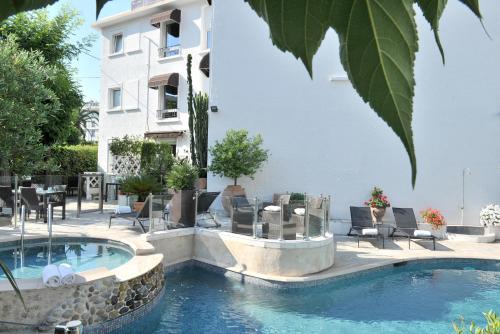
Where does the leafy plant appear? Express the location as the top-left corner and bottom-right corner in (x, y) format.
(209, 129), (268, 186)
(420, 208), (446, 229)
(166, 160), (198, 191)
(290, 192), (305, 202)
(140, 141), (174, 185)
(479, 204), (500, 227)
(48, 145), (98, 176)
(120, 175), (161, 202)
(364, 187), (391, 209)
(109, 135), (142, 158)
(453, 311), (500, 334)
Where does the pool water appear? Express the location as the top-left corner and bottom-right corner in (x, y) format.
(142, 260), (500, 334)
(0, 238), (133, 280)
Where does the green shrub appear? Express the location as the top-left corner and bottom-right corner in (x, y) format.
(166, 160), (198, 191)
(120, 175), (161, 202)
(49, 145), (97, 176)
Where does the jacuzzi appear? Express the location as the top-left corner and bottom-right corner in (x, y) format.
(446, 225), (496, 243)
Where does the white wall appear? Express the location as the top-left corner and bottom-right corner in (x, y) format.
(96, 0), (211, 172)
(208, 0), (500, 225)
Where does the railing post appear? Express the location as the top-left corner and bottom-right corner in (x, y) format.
(76, 174), (82, 218)
(194, 190), (199, 227)
(20, 205), (25, 268)
(13, 175), (18, 229)
(148, 193), (154, 233)
(304, 194), (310, 241)
(322, 196), (328, 238)
(47, 204), (53, 264)
(252, 197), (258, 239)
(279, 198), (284, 241)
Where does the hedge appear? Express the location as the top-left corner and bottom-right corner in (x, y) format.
(50, 145), (98, 176)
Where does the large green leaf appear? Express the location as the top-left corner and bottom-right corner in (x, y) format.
(417, 0), (448, 63)
(458, 0), (481, 18)
(0, 260), (26, 310)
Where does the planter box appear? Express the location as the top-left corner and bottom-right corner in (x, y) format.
(417, 222), (446, 239)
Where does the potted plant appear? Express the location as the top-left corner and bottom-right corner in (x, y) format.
(364, 186), (390, 223)
(209, 129), (269, 214)
(420, 208), (446, 238)
(479, 204), (500, 236)
(167, 160), (199, 226)
(120, 175), (161, 212)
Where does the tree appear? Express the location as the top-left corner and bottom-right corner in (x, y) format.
(209, 129), (268, 186)
(75, 101), (99, 141)
(0, 1), (484, 185)
(0, 37), (60, 176)
(0, 6), (94, 145)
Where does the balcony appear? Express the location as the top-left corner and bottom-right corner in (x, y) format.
(157, 109), (179, 122)
(158, 45), (181, 58)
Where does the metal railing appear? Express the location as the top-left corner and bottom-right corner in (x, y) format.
(158, 45), (180, 58)
(156, 109), (178, 120)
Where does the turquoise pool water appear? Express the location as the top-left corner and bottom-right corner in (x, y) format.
(126, 259), (500, 334)
(0, 238), (133, 280)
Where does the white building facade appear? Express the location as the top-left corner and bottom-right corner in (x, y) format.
(93, 0), (212, 173)
(207, 0), (500, 226)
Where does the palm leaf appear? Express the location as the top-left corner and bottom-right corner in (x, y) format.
(0, 260), (26, 310)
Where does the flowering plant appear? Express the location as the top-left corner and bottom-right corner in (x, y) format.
(364, 187), (390, 208)
(479, 204), (500, 226)
(420, 208), (446, 229)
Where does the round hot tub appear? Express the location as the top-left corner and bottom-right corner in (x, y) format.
(0, 237), (134, 280)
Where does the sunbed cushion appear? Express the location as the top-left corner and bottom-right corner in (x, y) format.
(414, 229), (432, 237)
(115, 205), (132, 214)
(362, 228), (378, 236)
(264, 205), (281, 212)
(294, 208), (305, 216)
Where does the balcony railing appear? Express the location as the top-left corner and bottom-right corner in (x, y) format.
(157, 109), (178, 120)
(158, 45), (181, 58)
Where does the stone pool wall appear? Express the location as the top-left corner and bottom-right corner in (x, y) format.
(0, 263), (164, 332)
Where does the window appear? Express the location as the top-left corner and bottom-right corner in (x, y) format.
(158, 85), (178, 119)
(110, 88), (121, 109)
(160, 23), (180, 57)
(201, 6), (212, 50)
(111, 33), (123, 54)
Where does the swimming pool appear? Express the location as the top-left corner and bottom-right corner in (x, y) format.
(0, 238), (133, 280)
(124, 259), (500, 334)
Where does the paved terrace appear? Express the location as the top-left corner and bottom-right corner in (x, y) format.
(0, 199), (499, 283)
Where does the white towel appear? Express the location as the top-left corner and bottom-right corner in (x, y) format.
(362, 228), (379, 236)
(115, 205), (132, 214)
(42, 264), (61, 288)
(414, 229), (432, 237)
(58, 263), (75, 285)
(264, 205), (281, 212)
(294, 208), (306, 216)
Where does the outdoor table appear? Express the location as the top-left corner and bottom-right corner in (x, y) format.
(105, 182), (121, 202)
(14, 189), (66, 223)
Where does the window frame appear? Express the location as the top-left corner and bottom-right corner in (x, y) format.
(157, 85), (179, 121)
(111, 32), (124, 55)
(159, 22), (181, 58)
(109, 87), (122, 110)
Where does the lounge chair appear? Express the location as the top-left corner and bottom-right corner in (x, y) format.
(195, 191), (221, 227)
(231, 196), (255, 236)
(109, 195), (168, 233)
(348, 206), (384, 248)
(391, 207), (436, 250)
(20, 187), (44, 220)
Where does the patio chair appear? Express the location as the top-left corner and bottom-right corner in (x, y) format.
(20, 187), (44, 220)
(348, 206), (384, 248)
(109, 195), (169, 233)
(48, 185), (67, 220)
(195, 191), (221, 227)
(391, 207), (436, 250)
(0, 186), (15, 215)
(231, 196), (255, 236)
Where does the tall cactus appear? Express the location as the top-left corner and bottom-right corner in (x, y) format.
(193, 92), (209, 177)
(186, 54), (197, 166)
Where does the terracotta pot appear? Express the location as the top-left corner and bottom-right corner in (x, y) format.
(169, 189), (196, 226)
(133, 201), (145, 213)
(198, 178), (207, 190)
(221, 185), (246, 215)
(370, 207), (386, 223)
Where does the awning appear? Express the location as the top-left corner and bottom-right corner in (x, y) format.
(148, 73), (179, 89)
(150, 9), (181, 28)
(200, 53), (210, 77)
(207, 0), (212, 5)
(144, 131), (184, 139)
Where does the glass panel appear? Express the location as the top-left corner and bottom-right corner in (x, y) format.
(112, 89), (121, 108)
(113, 34), (123, 53)
(306, 196), (325, 238)
(148, 194), (173, 233)
(206, 30), (212, 49)
(163, 86), (178, 110)
(226, 195), (259, 237)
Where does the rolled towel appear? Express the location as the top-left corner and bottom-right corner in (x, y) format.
(264, 205), (281, 212)
(362, 228), (379, 236)
(42, 264), (61, 288)
(58, 263), (75, 285)
(294, 208), (306, 216)
(115, 205), (132, 214)
(414, 229), (432, 237)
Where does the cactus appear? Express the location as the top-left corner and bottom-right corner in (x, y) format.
(186, 54), (197, 166)
(193, 92), (209, 177)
